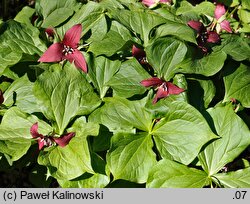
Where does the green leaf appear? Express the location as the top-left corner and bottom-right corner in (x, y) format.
(0, 20), (46, 55)
(179, 51), (227, 76)
(38, 117), (99, 180)
(99, 0), (125, 9)
(59, 1), (106, 41)
(87, 56), (121, 98)
(33, 64), (101, 135)
(58, 173), (110, 188)
(223, 63), (250, 108)
(238, 9), (250, 24)
(89, 97), (153, 133)
(3, 75), (40, 113)
(147, 159), (209, 188)
(0, 44), (22, 75)
(187, 78), (216, 110)
(14, 6), (35, 26)
(85, 13), (108, 42)
(88, 21), (133, 56)
(198, 105), (250, 175)
(214, 34), (250, 61)
(176, 1), (215, 18)
(0, 20), (46, 73)
(214, 168), (250, 188)
(39, 0), (77, 28)
(108, 58), (151, 98)
(38, 139), (92, 181)
(111, 9), (166, 45)
(0, 140), (31, 163)
(241, 0), (250, 9)
(68, 116), (99, 138)
(145, 37), (187, 80)
(107, 132), (156, 183)
(152, 101), (216, 165)
(0, 107), (52, 161)
(153, 21), (197, 44)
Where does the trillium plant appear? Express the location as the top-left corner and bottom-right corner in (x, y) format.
(0, 0), (249, 188)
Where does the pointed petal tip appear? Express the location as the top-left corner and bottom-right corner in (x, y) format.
(63, 24), (82, 48)
(37, 138), (45, 150)
(215, 3), (226, 20)
(64, 50), (88, 73)
(166, 82), (185, 95)
(220, 20), (232, 33)
(38, 43), (63, 62)
(207, 31), (220, 43)
(140, 77), (163, 87)
(132, 45), (146, 60)
(30, 122), (43, 138)
(53, 132), (76, 148)
(188, 20), (203, 33)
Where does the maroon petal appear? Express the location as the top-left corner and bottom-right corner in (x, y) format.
(38, 43), (64, 62)
(53, 132), (75, 148)
(30, 123), (44, 139)
(207, 31), (220, 43)
(140, 77), (164, 87)
(0, 90), (4, 104)
(220, 20), (232, 33)
(188, 20), (203, 33)
(215, 4), (226, 20)
(132, 45), (146, 61)
(62, 24), (82, 49)
(45, 27), (55, 37)
(64, 50), (88, 73)
(37, 138), (45, 150)
(166, 82), (185, 95)
(153, 86), (169, 104)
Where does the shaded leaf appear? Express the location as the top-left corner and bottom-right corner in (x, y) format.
(223, 63), (250, 108)
(214, 34), (250, 61)
(108, 58), (151, 98)
(147, 159), (209, 188)
(179, 51), (227, 76)
(111, 9), (166, 45)
(3, 75), (40, 113)
(152, 101), (217, 165)
(214, 168), (250, 188)
(38, 117), (99, 180)
(39, 0), (77, 28)
(58, 173), (109, 188)
(0, 107), (51, 161)
(87, 56), (121, 98)
(107, 132), (156, 183)
(145, 37), (187, 80)
(89, 97), (153, 133)
(198, 105), (250, 175)
(88, 21), (133, 56)
(33, 64), (101, 135)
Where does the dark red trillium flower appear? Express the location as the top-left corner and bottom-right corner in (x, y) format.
(38, 24), (87, 73)
(188, 20), (220, 53)
(30, 123), (75, 150)
(141, 77), (184, 104)
(0, 90), (4, 105)
(132, 45), (147, 64)
(214, 4), (232, 33)
(45, 27), (55, 38)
